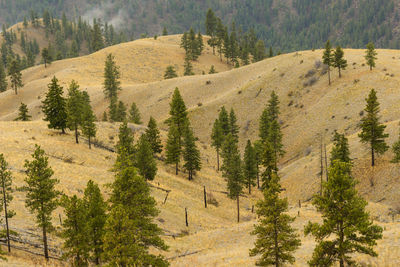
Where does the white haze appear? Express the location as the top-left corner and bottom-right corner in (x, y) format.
(82, 1), (128, 29)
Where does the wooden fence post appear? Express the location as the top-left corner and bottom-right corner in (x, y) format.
(204, 186), (207, 208)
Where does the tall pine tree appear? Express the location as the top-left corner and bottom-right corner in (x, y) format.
(128, 102), (142, 124)
(243, 140), (257, 194)
(103, 53), (121, 100)
(81, 91), (97, 149)
(0, 62), (7, 92)
(135, 135), (157, 181)
(66, 80), (84, 144)
(333, 46), (347, 78)
(365, 42), (377, 71)
(211, 118), (223, 171)
(183, 125), (201, 180)
(145, 117), (163, 155)
(15, 102), (31, 121)
(8, 59), (23, 95)
(322, 40), (334, 85)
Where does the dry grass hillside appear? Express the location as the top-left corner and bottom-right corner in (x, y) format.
(0, 36), (400, 266)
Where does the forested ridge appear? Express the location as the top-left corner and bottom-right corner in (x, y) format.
(0, 0), (399, 52)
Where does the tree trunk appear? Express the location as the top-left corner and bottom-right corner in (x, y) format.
(203, 186), (207, 208)
(62, 128), (65, 134)
(274, 219), (279, 267)
(42, 224), (49, 260)
(237, 196), (240, 223)
(328, 67), (331, 85)
(88, 136), (91, 149)
(75, 124), (79, 144)
(339, 67), (341, 78)
(257, 163), (260, 189)
(176, 162), (178, 175)
(14, 85), (17, 95)
(2, 178), (11, 252)
(248, 180), (251, 194)
(371, 147), (375, 167)
(339, 220), (344, 267)
(216, 148), (220, 171)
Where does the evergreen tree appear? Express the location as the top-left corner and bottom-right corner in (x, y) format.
(83, 180), (107, 265)
(250, 174), (301, 266)
(135, 135), (157, 181)
(221, 134), (244, 222)
(81, 91), (97, 149)
(218, 106), (230, 136)
(358, 89), (388, 167)
(103, 53), (121, 100)
(211, 118), (223, 171)
(8, 59), (23, 95)
(196, 32), (204, 56)
(104, 166), (168, 266)
(253, 40), (265, 62)
(166, 124), (181, 175)
(209, 65), (217, 74)
(15, 102), (31, 121)
(164, 65), (178, 79)
(333, 46), (347, 78)
(0, 62), (7, 92)
(0, 154), (15, 253)
(305, 161), (383, 267)
(145, 117), (163, 155)
(229, 108), (239, 143)
(243, 140), (257, 194)
(183, 57), (194, 76)
(24, 145), (61, 260)
(115, 121), (135, 170)
(205, 8), (217, 54)
(330, 131), (351, 164)
(102, 111), (108, 122)
(108, 96), (118, 122)
(322, 40), (334, 85)
(91, 22), (104, 52)
(116, 100), (127, 122)
(183, 125), (201, 180)
(269, 46), (273, 58)
(66, 80), (84, 144)
(365, 42), (377, 70)
(42, 76), (68, 133)
(162, 27), (168, 36)
(128, 102), (142, 124)
(60, 195), (90, 267)
(167, 88), (188, 141)
(41, 48), (52, 68)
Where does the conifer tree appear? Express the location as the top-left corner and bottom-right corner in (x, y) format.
(250, 174), (301, 266)
(60, 195), (90, 267)
(183, 125), (201, 180)
(358, 89), (388, 167)
(167, 87), (188, 144)
(104, 166), (168, 266)
(41, 48), (52, 68)
(166, 124), (181, 175)
(305, 161), (383, 266)
(128, 102), (142, 124)
(253, 40), (265, 62)
(42, 76), (68, 133)
(333, 46), (347, 78)
(103, 53), (121, 100)
(205, 8), (217, 54)
(229, 108), (239, 143)
(81, 91), (97, 149)
(0, 62), (7, 92)
(218, 106), (230, 136)
(83, 180), (107, 265)
(8, 59), (23, 94)
(211, 118), (223, 171)
(253, 140), (263, 189)
(135, 135), (157, 181)
(15, 102), (31, 121)
(322, 40), (334, 85)
(164, 65), (178, 79)
(162, 27), (168, 36)
(209, 65), (217, 74)
(0, 154), (15, 253)
(196, 32), (204, 56)
(102, 111), (108, 122)
(145, 117), (163, 155)
(24, 145), (61, 260)
(116, 100), (127, 122)
(183, 57), (194, 76)
(330, 131), (351, 163)
(221, 134), (244, 222)
(115, 122), (135, 170)
(365, 42), (377, 71)
(66, 80), (84, 144)
(91, 22), (104, 52)
(108, 96), (118, 122)
(243, 140), (257, 194)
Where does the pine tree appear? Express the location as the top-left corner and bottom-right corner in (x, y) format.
(103, 53), (121, 100)
(209, 65), (217, 74)
(108, 96), (118, 122)
(333, 46), (347, 78)
(91, 22), (104, 52)
(205, 8), (217, 54)
(0, 62), (7, 92)
(42, 76), (68, 133)
(8, 59), (23, 95)
(81, 91), (97, 149)
(66, 80), (84, 144)
(358, 89), (388, 167)
(218, 106), (230, 136)
(250, 174), (300, 266)
(41, 48), (52, 68)
(305, 161), (383, 267)
(183, 125), (201, 180)
(221, 134), (244, 222)
(128, 102), (142, 124)
(0, 154), (15, 253)
(330, 131), (351, 164)
(145, 117), (163, 155)
(243, 140), (257, 194)
(211, 119), (223, 171)
(164, 65), (178, 79)
(15, 102), (31, 121)
(104, 166), (169, 266)
(166, 124), (181, 175)
(322, 40), (334, 85)
(229, 108), (239, 143)
(365, 42), (377, 71)
(115, 121), (135, 171)
(162, 27), (168, 36)
(196, 32), (204, 56)
(102, 111), (108, 122)
(60, 195), (90, 267)
(24, 145), (61, 260)
(116, 101), (127, 122)
(253, 40), (265, 62)
(135, 135), (157, 181)
(83, 180), (107, 265)
(183, 56), (194, 76)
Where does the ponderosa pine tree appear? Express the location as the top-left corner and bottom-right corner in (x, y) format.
(135, 135), (157, 181)
(91, 22), (104, 52)
(196, 32), (204, 56)
(102, 111), (108, 122)
(0, 154), (15, 253)
(0, 62), (7, 92)
(108, 96), (118, 122)
(164, 65), (178, 79)
(104, 166), (168, 266)
(365, 42), (377, 70)
(166, 124), (181, 175)
(221, 133), (244, 222)
(8, 59), (23, 94)
(83, 180), (107, 265)
(218, 106), (230, 136)
(183, 125), (201, 180)
(330, 131), (351, 164)
(333, 46), (347, 78)
(183, 56), (194, 76)
(209, 65), (217, 74)
(254, 140), (263, 189)
(211, 118), (223, 171)
(41, 48), (52, 68)
(116, 100), (127, 122)
(60, 195), (90, 267)
(42, 76), (68, 133)
(128, 102), (142, 124)
(103, 53), (121, 100)
(250, 173), (301, 267)
(15, 102), (31, 121)
(66, 80), (84, 144)
(24, 145), (61, 260)
(205, 8), (217, 54)
(114, 121), (135, 170)
(243, 140), (257, 194)
(229, 108), (239, 143)
(322, 40), (334, 85)
(253, 40), (266, 62)
(305, 161), (383, 267)
(81, 91), (97, 149)
(145, 117), (163, 155)
(358, 89), (388, 167)
(162, 27), (168, 36)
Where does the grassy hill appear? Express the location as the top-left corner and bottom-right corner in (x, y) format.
(1, 34), (400, 266)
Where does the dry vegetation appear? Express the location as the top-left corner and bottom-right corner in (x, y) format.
(0, 34), (400, 266)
